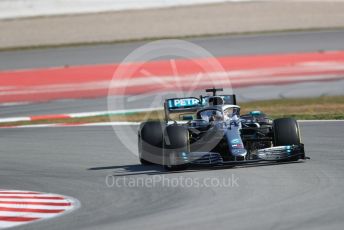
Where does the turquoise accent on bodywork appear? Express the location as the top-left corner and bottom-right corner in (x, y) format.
(250, 111), (262, 116)
(181, 152), (188, 159)
(286, 146), (292, 155)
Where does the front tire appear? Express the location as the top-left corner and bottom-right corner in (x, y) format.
(163, 125), (189, 171)
(138, 121), (165, 165)
(273, 118), (301, 161)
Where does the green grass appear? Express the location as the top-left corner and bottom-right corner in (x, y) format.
(1, 95), (343, 127)
(240, 95), (344, 119)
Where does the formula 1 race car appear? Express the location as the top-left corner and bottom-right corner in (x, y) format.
(138, 88), (306, 170)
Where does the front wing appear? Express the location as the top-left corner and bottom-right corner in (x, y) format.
(171, 144), (306, 166)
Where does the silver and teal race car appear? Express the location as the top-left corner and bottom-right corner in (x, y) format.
(138, 88), (306, 170)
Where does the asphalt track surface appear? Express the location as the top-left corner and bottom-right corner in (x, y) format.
(0, 121), (343, 230)
(1, 30), (344, 117)
(2, 30), (344, 71)
(1, 31), (344, 229)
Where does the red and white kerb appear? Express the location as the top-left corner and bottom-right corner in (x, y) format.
(0, 190), (79, 229)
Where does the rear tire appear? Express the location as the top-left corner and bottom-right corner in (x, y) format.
(163, 125), (189, 171)
(139, 157), (153, 165)
(273, 118), (301, 161)
(138, 121), (166, 165)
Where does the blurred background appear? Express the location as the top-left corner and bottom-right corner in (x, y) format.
(1, 0), (344, 123)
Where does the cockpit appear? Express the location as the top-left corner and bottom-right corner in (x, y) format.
(197, 109), (223, 122)
(196, 107), (240, 123)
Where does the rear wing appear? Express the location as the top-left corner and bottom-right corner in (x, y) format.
(164, 97), (202, 121)
(164, 95), (237, 121)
